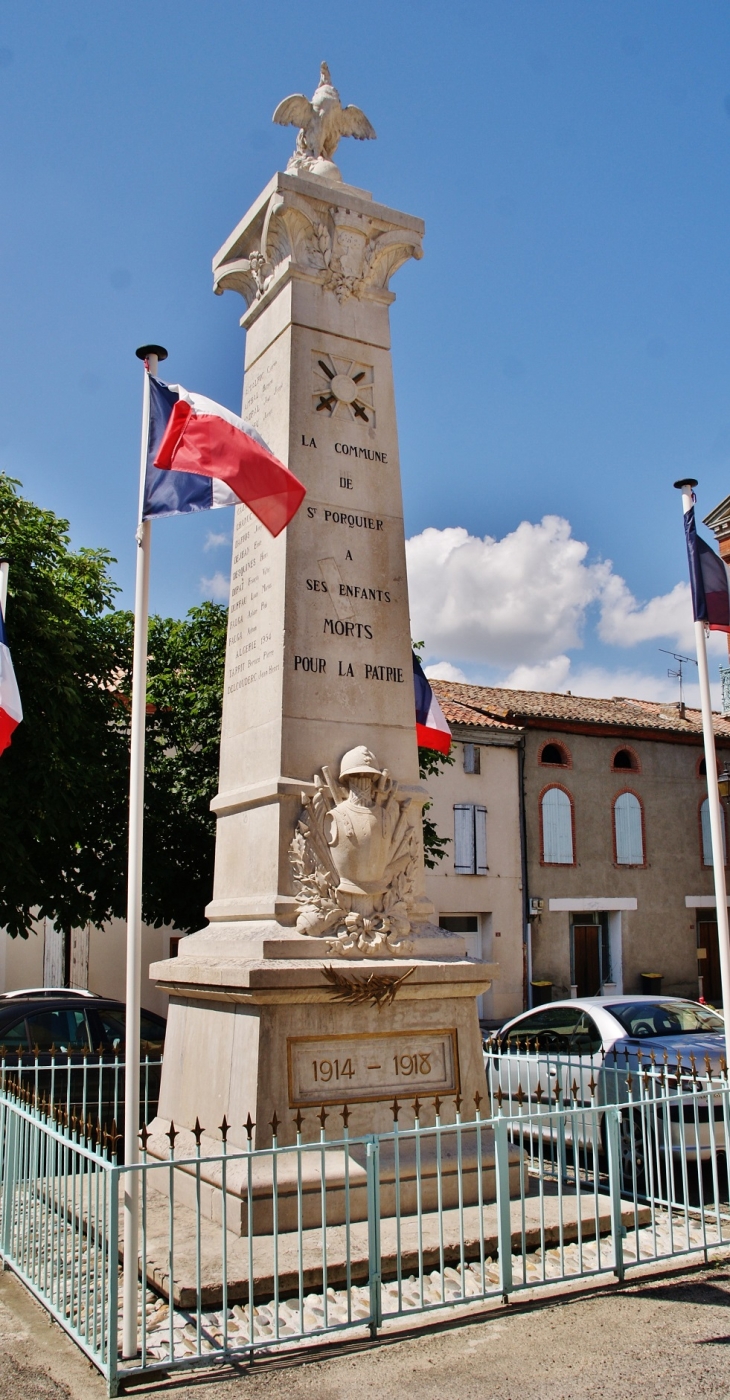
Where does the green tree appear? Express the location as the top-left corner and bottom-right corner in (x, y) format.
(0, 476), (227, 942)
(141, 603), (227, 932)
(0, 474), (129, 939)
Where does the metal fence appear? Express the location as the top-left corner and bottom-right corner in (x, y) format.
(1, 1051), (730, 1395)
(0, 1047), (162, 1140)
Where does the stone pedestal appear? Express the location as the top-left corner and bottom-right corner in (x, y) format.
(149, 162), (498, 1200)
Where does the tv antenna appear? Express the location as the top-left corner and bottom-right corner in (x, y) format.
(659, 649), (697, 715)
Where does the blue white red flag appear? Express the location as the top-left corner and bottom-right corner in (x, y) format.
(143, 379), (306, 537)
(683, 504), (730, 634)
(412, 651), (451, 754)
(0, 604), (22, 755)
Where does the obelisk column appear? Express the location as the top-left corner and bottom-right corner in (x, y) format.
(151, 70), (495, 1157)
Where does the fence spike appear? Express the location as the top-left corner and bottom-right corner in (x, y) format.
(474, 1090), (482, 1111)
(294, 1109), (304, 1134)
(705, 1054), (712, 1077)
(433, 1095), (442, 1118)
(166, 1120), (178, 1150)
(535, 1081), (544, 1103)
(588, 1075), (596, 1098)
(318, 1105), (328, 1130)
(496, 1085), (504, 1109)
(139, 1123), (151, 1151)
(341, 1104), (351, 1128)
(571, 1079), (579, 1101)
(219, 1115), (229, 1143)
(270, 1110), (280, 1138)
(391, 1098), (400, 1122)
(193, 1117), (204, 1146)
(722, 1057), (728, 1080)
(109, 1119), (121, 1158)
(413, 1097), (422, 1120)
(244, 1113), (255, 1142)
(454, 1092), (462, 1114)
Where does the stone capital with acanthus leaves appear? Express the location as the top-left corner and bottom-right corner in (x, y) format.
(212, 171), (424, 325)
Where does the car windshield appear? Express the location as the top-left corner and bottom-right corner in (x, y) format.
(610, 1000), (725, 1038)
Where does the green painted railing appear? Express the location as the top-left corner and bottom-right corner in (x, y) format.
(1, 1056), (730, 1395)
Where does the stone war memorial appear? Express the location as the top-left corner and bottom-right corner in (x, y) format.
(149, 64), (499, 1226)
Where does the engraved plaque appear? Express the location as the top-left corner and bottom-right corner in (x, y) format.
(287, 1029), (459, 1106)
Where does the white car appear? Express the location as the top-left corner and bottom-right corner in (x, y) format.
(485, 996), (728, 1189)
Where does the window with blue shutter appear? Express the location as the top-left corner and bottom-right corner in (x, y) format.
(541, 787), (574, 864)
(453, 804), (488, 874)
(701, 797), (726, 866)
(614, 792), (643, 865)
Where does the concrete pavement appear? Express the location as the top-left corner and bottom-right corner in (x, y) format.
(3, 1261), (730, 1398)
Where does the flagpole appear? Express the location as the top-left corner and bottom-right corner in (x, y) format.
(0, 560), (8, 619)
(675, 478), (730, 1041)
(122, 343), (167, 1359)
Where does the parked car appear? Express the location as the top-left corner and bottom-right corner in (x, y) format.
(485, 996), (727, 1190)
(0, 989), (166, 1146)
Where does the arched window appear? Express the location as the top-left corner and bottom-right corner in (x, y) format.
(540, 742), (569, 767)
(614, 792), (644, 866)
(699, 758), (707, 777)
(541, 787), (574, 864)
(612, 748), (638, 772)
(701, 798), (727, 866)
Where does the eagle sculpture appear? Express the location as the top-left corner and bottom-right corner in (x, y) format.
(273, 63), (376, 181)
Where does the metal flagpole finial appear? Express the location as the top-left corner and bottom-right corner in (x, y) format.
(673, 478), (698, 489)
(135, 344), (168, 363)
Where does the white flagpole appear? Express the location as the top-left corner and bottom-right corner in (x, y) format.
(122, 343), (167, 1359)
(0, 560), (8, 619)
(675, 478), (730, 1042)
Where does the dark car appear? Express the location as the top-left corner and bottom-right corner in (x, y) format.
(0, 988), (166, 1145)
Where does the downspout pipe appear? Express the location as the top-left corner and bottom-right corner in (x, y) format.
(517, 733), (531, 1009)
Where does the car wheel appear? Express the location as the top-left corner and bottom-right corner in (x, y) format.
(619, 1108), (649, 1195)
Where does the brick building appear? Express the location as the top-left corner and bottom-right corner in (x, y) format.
(428, 681), (730, 1012)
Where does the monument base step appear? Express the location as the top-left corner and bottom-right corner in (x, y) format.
(130, 1182), (651, 1309)
(144, 1123), (519, 1234)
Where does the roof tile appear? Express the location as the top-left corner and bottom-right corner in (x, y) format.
(431, 680), (730, 739)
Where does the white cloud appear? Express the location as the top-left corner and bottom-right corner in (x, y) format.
(406, 518), (610, 667)
(597, 576), (694, 650)
(204, 530), (231, 551)
(502, 656), (719, 710)
(406, 516), (702, 672)
(423, 661), (469, 682)
(200, 572), (230, 602)
(503, 656), (572, 692)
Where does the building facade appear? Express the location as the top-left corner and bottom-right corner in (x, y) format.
(429, 681), (730, 1012)
(423, 705), (525, 1024)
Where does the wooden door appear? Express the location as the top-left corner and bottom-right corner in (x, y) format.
(573, 925), (601, 997)
(697, 920), (722, 1004)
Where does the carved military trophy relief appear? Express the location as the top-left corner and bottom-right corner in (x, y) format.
(289, 746), (419, 959)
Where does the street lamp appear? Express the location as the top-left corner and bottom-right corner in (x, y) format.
(718, 765), (730, 802)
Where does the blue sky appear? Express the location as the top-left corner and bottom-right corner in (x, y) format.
(2, 2), (730, 702)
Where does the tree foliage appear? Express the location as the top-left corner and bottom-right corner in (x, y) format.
(0, 476), (227, 940)
(138, 604), (227, 933)
(0, 474), (129, 938)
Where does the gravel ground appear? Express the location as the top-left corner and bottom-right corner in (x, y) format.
(4, 1260), (730, 1398)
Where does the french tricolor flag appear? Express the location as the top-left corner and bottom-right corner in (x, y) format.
(0, 603), (22, 756)
(143, 379), (306, 537)
(413, 651), (451, 755)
